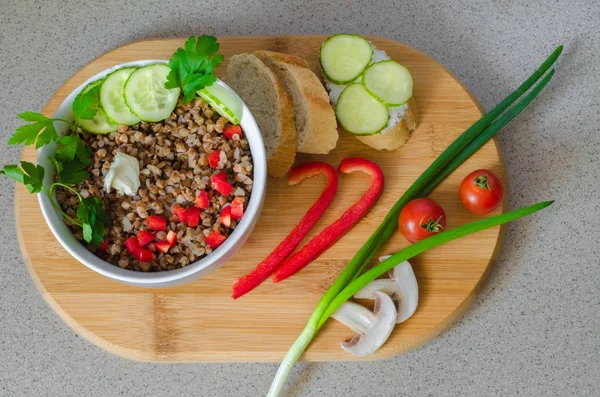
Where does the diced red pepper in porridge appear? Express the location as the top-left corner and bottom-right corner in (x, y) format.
(212, 172), (233, 196)
(137, 230), (155, 247)
(155, 240), (171, 254)
(230, 197), (244, 221)
(208, 149), (222, 168)
(223, 125), (243, 140)
(147, 215), (167, 231)
(186, 207), (201, 227)
(206, 231), (227, 248)
(172, 206), (188, 223)
(213, 172), (227, 181)
(136, 248), (154, 262)
(220, 205), (232, 227)
(195, 190), (210, 209)
(99, 238), (109, 252)
(125, 236), (140, 254)
(166, 230), (177, 247)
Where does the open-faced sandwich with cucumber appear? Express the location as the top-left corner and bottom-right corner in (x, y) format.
(225, 33), (418, 180)
(2, 36), (256, 272)
(320, 34), (418, 151)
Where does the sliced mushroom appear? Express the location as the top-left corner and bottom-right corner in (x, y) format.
(331, 291), (397, 356)
(353, 257), (419, 324)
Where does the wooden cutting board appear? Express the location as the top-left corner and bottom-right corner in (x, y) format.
(16, 35), (506, 362)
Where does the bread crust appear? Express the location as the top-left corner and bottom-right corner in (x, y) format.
(255, 51), (338, 155)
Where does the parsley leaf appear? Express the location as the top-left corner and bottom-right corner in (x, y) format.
(51, 132), (91, 185)
(59, 158), (90, 186)
(72, 83), (100, 121)
(0, 164), (25, 184)
(18, 112), (50, 123)
(56, 134), (91, 165)
(78, 196), (109, 247)
(48, 156), (64, 173)
(77, 201), (90, 223)
(165, 35), (224, 103)
(83, 223), (94, 242)
(8, 112), (61, 148)
(0, 161), (45, 193)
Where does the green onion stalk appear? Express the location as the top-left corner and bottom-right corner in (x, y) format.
(267, 45), (562, 397)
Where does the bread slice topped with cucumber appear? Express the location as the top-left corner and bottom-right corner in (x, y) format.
(320, 34), (419, 151)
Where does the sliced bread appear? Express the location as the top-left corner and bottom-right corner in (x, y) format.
(226, 53), (297, 178)
(254, 50), (338, 155)
(354, 97), (419, 151)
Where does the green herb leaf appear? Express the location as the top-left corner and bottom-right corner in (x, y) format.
(58, 157), (90, 186)
(60, 168), (89, 186)
(83, 223), (93, 242)
(36, 120), (58, 148)
(0, 164), (25, 184)
(77, 196), (109, 247)
(76, 201), (90, 223)
(181, 73), (217, 103)
(90, 220), (105, 248)
(20, 161), (45, 193)
(9, 111), (61, 149)
(72, 84), (100, 121)
(8, 123), (44, 146)
(48, 156), (64, 173)
(2, 161), (45, 193)
(85, 196), (111, 227)
(165, 35), (224, 103)
(56, 134), (90, 164)
(17, 112), (50, 123)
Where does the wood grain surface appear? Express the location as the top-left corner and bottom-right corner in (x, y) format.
(16, 35), (506, 362)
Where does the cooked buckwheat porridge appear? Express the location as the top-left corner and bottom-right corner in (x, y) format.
(55, 98), (253, 272)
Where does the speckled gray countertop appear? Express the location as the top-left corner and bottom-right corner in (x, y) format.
(1, 0), (599, 396)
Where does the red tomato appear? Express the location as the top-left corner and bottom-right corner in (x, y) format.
(399, 198), (447, 243)
(459, 169), (504, 214)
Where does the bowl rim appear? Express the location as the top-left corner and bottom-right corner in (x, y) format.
(37, 59), (267, 285)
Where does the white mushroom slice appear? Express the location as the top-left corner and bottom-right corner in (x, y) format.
(331, 291), (397, 356)
(354, 257), (419, 324)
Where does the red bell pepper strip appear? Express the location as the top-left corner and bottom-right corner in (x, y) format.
(273, 158), (384, 283)
(232, 162), (338, 299)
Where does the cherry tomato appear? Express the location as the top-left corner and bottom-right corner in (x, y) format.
(399, 198), (447, 243)
(459, 169), (504, 214)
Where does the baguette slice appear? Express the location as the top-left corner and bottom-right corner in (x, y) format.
(354, 97), (418, 151)
(254, 50), (338, 154)
(226, 54), (297, 178)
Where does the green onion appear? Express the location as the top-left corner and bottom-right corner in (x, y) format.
(421, 69), (555, 197)
(320, 200), (553, 321)
(268, 202), (553, 397)
(267, 46), (562, 397)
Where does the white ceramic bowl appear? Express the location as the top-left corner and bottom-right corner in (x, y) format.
(38, 60), (267, 287)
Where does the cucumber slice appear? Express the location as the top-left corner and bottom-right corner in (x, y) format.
(198, 82), (243, 124)
(124, 64), (180, 122)
(335, 83), (389, 135)
(76, 80), (120, 134)
(320, 34), (373, 85)
(100, 68), (141, 125)
(363, 61), (413, 106)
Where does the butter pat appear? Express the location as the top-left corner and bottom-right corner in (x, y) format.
(103, 152), (140, 196)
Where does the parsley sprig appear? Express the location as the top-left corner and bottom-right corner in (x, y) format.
(1, 84), (108, 247)
(165, 35), (224, 103)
